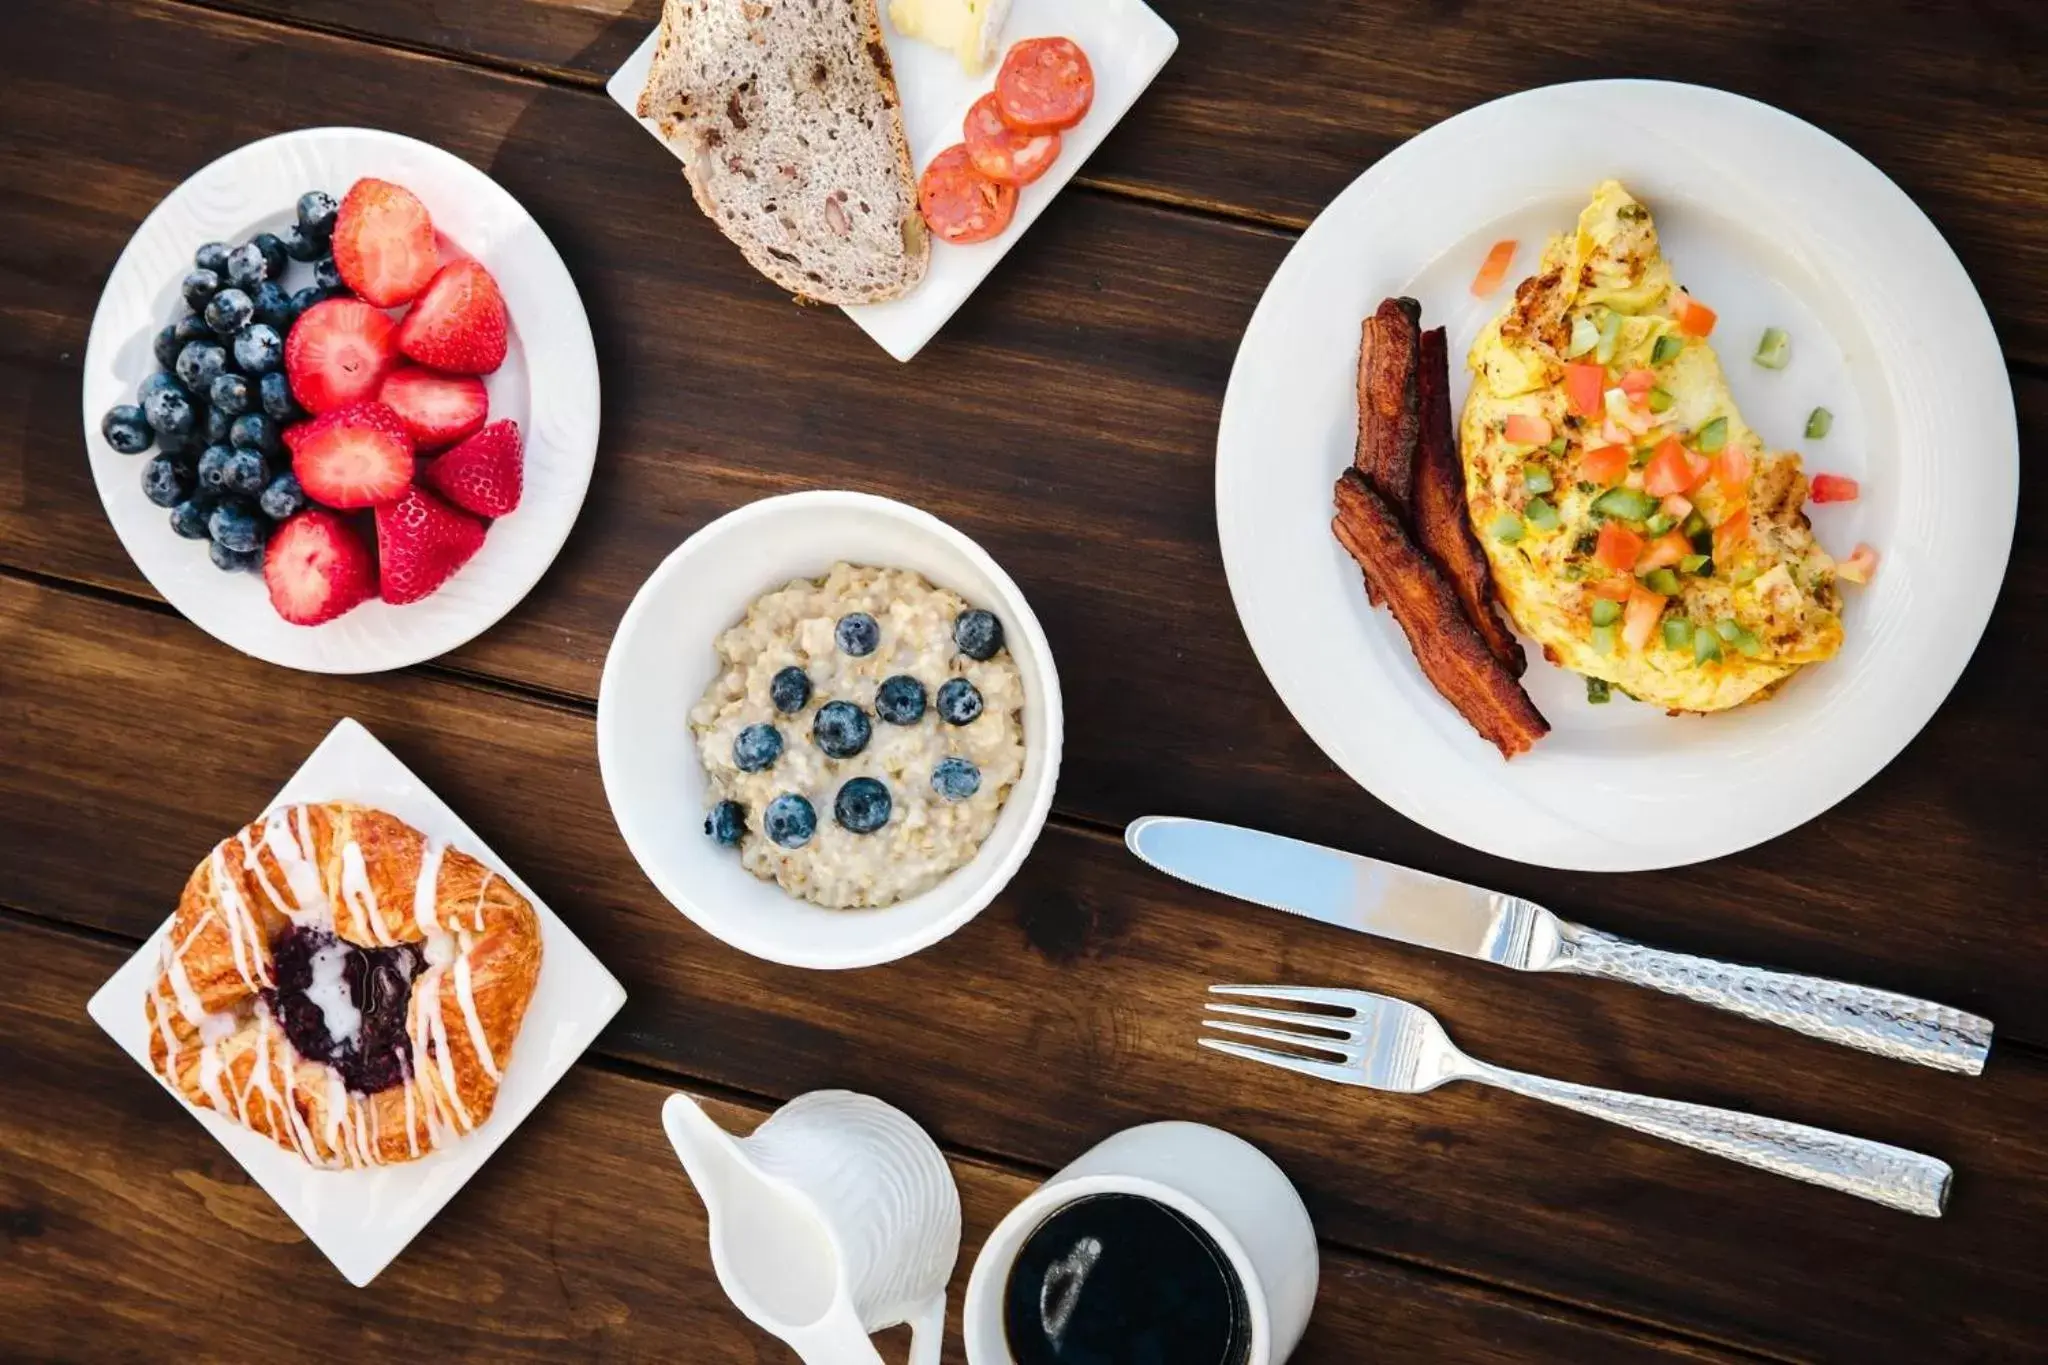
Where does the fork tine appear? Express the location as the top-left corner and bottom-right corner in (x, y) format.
(1202, 1018), (1358, 1058)
(1199, 1037), (1361, 1085)
(1209, 984), (1359, 1014)
(1205, 1002), (1356, 1037)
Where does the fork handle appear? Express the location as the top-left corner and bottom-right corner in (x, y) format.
(1548, 922), (1992, 1075)
(1466, 1060), (1951, 1216)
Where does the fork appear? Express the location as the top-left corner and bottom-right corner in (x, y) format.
(1203, 985), (1952, 1216)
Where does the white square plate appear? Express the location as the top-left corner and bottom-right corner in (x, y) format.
(606, 0), (1178, 361)
(86, 717), (627, 1286)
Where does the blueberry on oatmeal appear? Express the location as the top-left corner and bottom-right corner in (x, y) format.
(764, 793), (818, 849)
(835, 611), (880, 656)
(953, 608), (1004, 660)
(937, 678), (983, 725)
(705, 799), (746, 846)
(833, 777), (892, 834)
(770, 665), (813, 714)
(733, 722), (784, 772)
(931, 757), (981, 801)
(875, 675), (927, 725)
(812, 700), (872, 758)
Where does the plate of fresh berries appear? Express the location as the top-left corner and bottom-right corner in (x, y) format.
(83, 127), (599, 672)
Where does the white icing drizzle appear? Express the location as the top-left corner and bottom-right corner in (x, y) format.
(451, 952), (500, 1081)
(196, 1043), (231, 1113)
(412, 838), (445, 936)
(208, 847), (270, 989)
(469, 872), (493, 931)
(303, 940), (363, 1051)
(338, 840), (392, 946)
(263, 806), (330, 925)
(238, 827), (291, 923)
(163, 942), (210, 1027)
(149, 984), (182, 1077)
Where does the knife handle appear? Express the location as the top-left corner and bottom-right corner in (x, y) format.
(1547, 922), (1992, 1075)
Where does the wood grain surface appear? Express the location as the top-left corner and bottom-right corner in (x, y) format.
(3, 0), (2044, 1361)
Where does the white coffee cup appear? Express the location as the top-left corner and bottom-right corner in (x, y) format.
(963, 1122), (1318, 1364)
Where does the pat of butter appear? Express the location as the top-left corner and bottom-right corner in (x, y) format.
(887, 0), (1011, 76)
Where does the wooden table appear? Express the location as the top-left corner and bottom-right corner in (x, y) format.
(4, 2), (2044, 1359)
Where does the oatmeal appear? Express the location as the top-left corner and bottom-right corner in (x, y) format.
(690, 562), (1028, 908)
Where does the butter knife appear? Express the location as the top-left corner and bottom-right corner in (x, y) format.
(1127, 816), (1992, 1075)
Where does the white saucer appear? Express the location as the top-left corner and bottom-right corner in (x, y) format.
(86, 718), (627, 1286)
(1215, 81), (2018, 871)
(81, 127), (600, 674)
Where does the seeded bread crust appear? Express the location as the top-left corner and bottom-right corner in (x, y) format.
(637, 0), (930, 304)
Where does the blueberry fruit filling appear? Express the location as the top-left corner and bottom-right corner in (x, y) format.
(264, 926), (425, 1095)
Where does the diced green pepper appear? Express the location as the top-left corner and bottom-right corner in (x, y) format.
(1715, 619), (1742, 642)
(1595, 311), (1624, 365)
(1590, 598), (1622, 627)
(1696, 417), (1729, 453)
(1592, 487), (1658, 521)
(1651, 334), (1684, 366)
(1586, 677), (1612, 704)
(1754, 327), (1791, 369)
(1523, 465), (1555, 494)
(1489, 512), (1525, 544)
(1682, 510), (1710, 540)
(1732, 564), (1762, 586)
(1546, 436), (1569, 457)
(1525, 496), (1560, 531)
(1645, 512), (1677, 536)
(1694, 629), (1723, 664)
(1590, 623), (1618, 655)
(1662, 617), (1694, 649)
(1805, 407), (1833, 439)
(1679, 553), (1711, 575)
(1643, 568), (1682, 596)
(1647, 387), (1674, 413)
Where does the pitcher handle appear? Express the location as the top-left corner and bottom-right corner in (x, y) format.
(905, 1290), (947, 1365)
(782, 1298), (888, 1365)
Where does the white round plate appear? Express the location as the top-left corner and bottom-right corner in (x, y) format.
(82, 127), (599, 673)
(1216, 81), (2017, 871)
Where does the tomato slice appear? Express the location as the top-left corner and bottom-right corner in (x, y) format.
(1713, 506), (1752, 563)
(1622, 586), (1667, 651)
(1635, 530), (1693, 573)
(1836, 542), (1880, 584)
(1579, 444), (1629, 486)
(1660, 493), (1694, 520)
(1711, 446), (1752, 495)
(1674, 293), (1718, 337)
(1471, 239), (1517, 297)
(1503, 413), (1552, 445)
(1595, 521), (1647, 573)
(1589, 575), (1635, 602)
(1810, 473), (1860, 504)
(1618, 368), (1657, 400)
(1642, 440), (1692, 497)
(1565, 363), (1606, 418)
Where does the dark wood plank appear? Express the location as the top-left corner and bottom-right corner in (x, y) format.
(0, 916), (1736, 1364)
(4, 574), (2046, 1361)
(154, 0), (2048, 361)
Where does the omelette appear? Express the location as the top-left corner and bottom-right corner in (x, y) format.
(1461, 181), (1844, 712)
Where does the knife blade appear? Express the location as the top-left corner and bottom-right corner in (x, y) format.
(1126, 815), (1994, 1074)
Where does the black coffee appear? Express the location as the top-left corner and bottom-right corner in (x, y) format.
(1002, 1193), (1252, 1365)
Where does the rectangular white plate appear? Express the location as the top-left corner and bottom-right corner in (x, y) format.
(86, 717), (628, 1287)
(607, 0), (1178, 361)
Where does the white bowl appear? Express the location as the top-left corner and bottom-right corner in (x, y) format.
(597, 492), (1064, 968)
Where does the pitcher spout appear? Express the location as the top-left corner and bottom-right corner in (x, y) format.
(662, 1092), (746, 1220)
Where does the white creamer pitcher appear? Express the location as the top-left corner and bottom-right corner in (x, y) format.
(663, 1090), (961, 1364)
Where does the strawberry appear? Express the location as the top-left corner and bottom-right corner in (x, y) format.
(285, 298), (399, 414)
(291, 401), (416, 509)
(378, 367), (489, 450)
(421, 420), (522, 518)
(395, 260), (509, 374)
(264, 508), (377, 626)
(375, 486), (486, 605)
(331, 178), (440, 307)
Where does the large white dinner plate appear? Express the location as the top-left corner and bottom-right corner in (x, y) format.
(87, 718), (627, 1286)
(1216, 81), (2018, 872)
(607, 0), (1178, 361)
(82, 128), (600, 674)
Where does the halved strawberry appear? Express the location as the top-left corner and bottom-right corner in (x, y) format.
(264, 508), (377, 626)
(332, 178), (440, 307)
(375, 486), (486, 605)
(291, 401), (416, 509)
(396, 260), (509, 374)
(285, 298), (399, 414)
(379, 367), (489, 450)
(421, 420), (522, 518)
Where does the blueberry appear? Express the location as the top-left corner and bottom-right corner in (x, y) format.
(142, 383), (196, 438)
(954, 609), (1005, 661)
(732, 722), (784, 773)
(221, 448), (269, 497)
(250, 232), (288, 279)
(835, 612), (879, 656)
(175, 339), (228, 391)
(251, 280), (293, 331)
(281, 224), (326, 262)
(936, 678), (983, 725)
(875, 675), (927, 725)
(195, 241), (231, 275)
(182, 268), (222, 310)
(168, 497), (214, 540)
(233, 324), (283, 375)
(258, 471), (305, 521)
(209, 372), (251, 416)
(208, 499), (267, 553)
(202, 403), (236, 446)
(297, 191), (338, 237)
(931, 757), (981, 801)
(205, 287), (254, 335)
(138, 370), (182, 404)
(313, 256), (342, 291)
(833, 777), (892, 834)
(230, 412), (280, 454)
(209, 538), (263, 573)
(196, 443), (236, 493)
(290, 285), (331, 318)
(259, 370), (303, 423)
(225, 241), (269, 291)
(764, 793), (817, 849)
(101, 404), (154, 454)
(175, 311), (215, 346)
(704, 800), (746, 846)
(141, 454), (193, 507)
(765, 666), (811, 714)
(812, 700), (872, 759)
(152, 324), (183, 370)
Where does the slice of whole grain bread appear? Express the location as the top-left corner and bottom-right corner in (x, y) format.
(637, 0), (930, 304)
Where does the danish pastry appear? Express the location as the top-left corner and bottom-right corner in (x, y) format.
(145, 802), (542, 1169)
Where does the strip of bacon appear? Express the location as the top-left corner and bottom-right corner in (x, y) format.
(1411, 326), (1526, 676)
(1332, 469), (1549, 759)
(1353, 296), (1422, 510)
